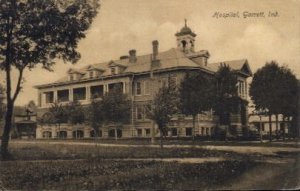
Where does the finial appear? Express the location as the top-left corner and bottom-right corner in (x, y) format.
(184, 18), (187, 27)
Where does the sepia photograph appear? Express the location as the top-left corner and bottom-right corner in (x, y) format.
(0, 0), (299, 190)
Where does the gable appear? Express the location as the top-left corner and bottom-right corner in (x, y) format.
(240, 61), (252, 76)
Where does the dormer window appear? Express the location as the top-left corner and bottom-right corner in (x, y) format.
(108, 61), (126, 75)
(68, 68), (85, 81)
(89, 71), (93, 79)
(111, 67), (116, 75)
(70, 74), (74, 81)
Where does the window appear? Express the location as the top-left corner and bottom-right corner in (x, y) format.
(241, 81), (244, 96)
(57, 131), (67, 139)
(137, 129), (142, 137)
(169, 77), (177, 88)
(245, 82), (248, 97)
(57, 89), (69, 102)
(73, 87), (86, 101)
(238, 80), (245, 97)
(42, 131), (52, 138)
(181, 40), (187, 49)
(73, 130), (84, 139)
(238, 81), (242, 95)
(145, 129), (151, 137)
(135, 82), (142, 95)
(144, 81), (150, 95)
(45, 91), (54, 104)
(206, 128), (210, 135)
(186, 128), (192, 136)
(91, 85), (104, 98)
(70, 74), (74, 81)
(108, 82), (123, 93)
(160, 78), (168, 88)
(89, 71), (93, 79)
(111, 67), (116, 75)
(136, 106), (144, 120)
(262, 123), (265, 131)
(201, 127), (205, 135)
(171, 128), (178, 136)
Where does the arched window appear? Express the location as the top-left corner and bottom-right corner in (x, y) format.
(181, 40), (187, 49)
(90, 130), (95, 137)
(90, 130), (102, 137)
(58, 131), (67, 139)
(73, 130), (84, 139)
(190, 40), (194, 47)
(108, 129), (122, 138)
(42, 131), (52, 138)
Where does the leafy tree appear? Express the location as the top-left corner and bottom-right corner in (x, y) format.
(275, 66), (298, 139)
(39, 112), (55, 126)
(26, 100), (37, 113)
(0, 0), (99, 158)
(66, 100), (85, 125)
(146, 81), (179, 148)
(213, 64), (238, 139)
(250, 61), (299, 140)
(86, 97), (104, 138)
(101, 86), (131, 140)
(49, 101), (68, 138)
(179, 72), (214, 140)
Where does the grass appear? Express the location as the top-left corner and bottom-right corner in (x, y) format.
(8, 142), (252, 161)
(14, 137), (300, 148)
(1, 159), (257, 190)
(1, 141), (299, 190)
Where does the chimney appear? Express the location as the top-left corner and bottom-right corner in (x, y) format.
(152, 40), (159, 60)
(129, 49), (136, 63)
(120, 55), (129, 60)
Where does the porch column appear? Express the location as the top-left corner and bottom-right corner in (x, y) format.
(84, 128), (90, 138)
(53, 90), (58, 102)
(104, 84), (108, 93)
(51, 126), (57, 138)
(86, 86), (91, 100)
(123, 82), (126, 94)
(69, 88), (73, 102)
(67, 130), (73, 139)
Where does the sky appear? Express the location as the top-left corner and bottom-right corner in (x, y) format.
(1, 0), (300, 106)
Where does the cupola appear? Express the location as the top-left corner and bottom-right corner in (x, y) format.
(175, 19), (196, 54)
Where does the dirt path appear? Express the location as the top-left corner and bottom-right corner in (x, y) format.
(220, 157), (300, 190)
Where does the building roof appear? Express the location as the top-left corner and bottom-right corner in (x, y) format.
(175, 19), (197, 37)
(35, 47), (252, 89)
(209, 59), (252, 76)
(35, 48), (211, 88)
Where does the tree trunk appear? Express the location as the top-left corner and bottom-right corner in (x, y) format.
(151, 121), (155, 144)
(282, 116), (286, 141)
(269, 114), (272, 142)
(160, 133), (163, 149)
(192, 115), (196, 142)
(159, 127), (163, 149)
(1, 101), (13, 159)
(275, 114), (279, 140)
(259, 116), (262, 143)
(287, 116), (291, 140)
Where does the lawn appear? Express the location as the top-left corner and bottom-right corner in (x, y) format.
(15, 137), (300, 148)
(0, 141), (299, 190)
